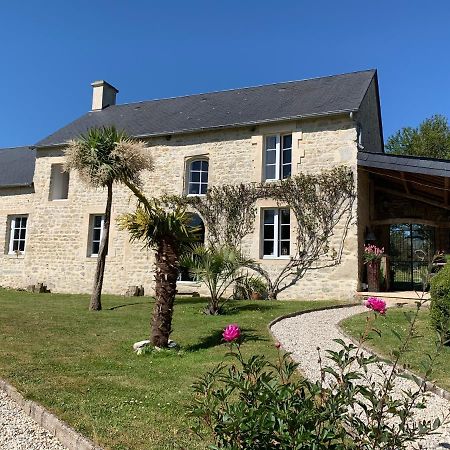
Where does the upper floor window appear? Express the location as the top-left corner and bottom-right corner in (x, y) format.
(264, 134), (292, 181)
(49, 164), (69, 200)
(262, 208), (290, 258)
(88, 215), (105, 257)
(187, 159), (209, 195)
(8, 215), (28, 254)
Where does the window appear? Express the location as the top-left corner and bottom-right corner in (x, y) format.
(8, 215), (28, 254)
(178, 213), (205, 281)
(264, 134), (292, 181)
(89, 215), (105, 257)
(187, 159), (209, 195)
(49, 164), (69, 200)
(262, 208), (290, 258)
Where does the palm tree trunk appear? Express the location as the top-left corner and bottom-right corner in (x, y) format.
(151, 238), (179, 347)
(90, 181), (113, 311)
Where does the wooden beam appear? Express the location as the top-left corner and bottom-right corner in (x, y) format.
(445, 177), (449, 206)
(400, 172), (410, 194)
(375, 186), (450, 211)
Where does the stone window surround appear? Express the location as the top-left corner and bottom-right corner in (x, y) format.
(88, 214), (105, 257)
(263, 133), (292, 181)
(184, 155), (209, 196)
(48, 163), (70, 201)
(81, 208), (117, 259)
(261, 207), (291, 260)
(251, 121), (302, 183)
(6, 214), (28, 256)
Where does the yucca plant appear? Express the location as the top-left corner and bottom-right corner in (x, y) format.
(181, 245), (253, 315)
(65, 126), (152, 311)
(118, 194), (200, 347)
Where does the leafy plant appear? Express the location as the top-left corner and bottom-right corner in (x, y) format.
(386, 114), (450, 159)
(430, 261), (450, 341)
(65, 126), (152, 311)
(233, 274), (267, 300)
(179, 166), (355, 300)
(180, 245), (253, 315)
(191, 301), (446, 449)
(118, 194), (200, 347)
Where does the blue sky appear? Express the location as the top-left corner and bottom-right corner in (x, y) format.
(1, 0), (449, 148)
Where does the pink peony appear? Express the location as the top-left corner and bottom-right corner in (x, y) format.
(223, 324), (241, 342)
(364, 296), (387, 315)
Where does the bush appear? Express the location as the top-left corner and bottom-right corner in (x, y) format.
(233, 274), (267, 300)
(430, 262), (450, 338)
(191, 304), (442, 449)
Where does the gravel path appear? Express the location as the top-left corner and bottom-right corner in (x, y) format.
(271, 305), (450, 449)
(0, 390), (67, 450)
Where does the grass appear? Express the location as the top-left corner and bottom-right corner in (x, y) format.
(0, 288), (340, 450)
(341, 306), (450, 392)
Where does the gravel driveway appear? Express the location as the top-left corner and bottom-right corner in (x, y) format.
(271, 305), (450, 449)
(0, 390), (67, 450)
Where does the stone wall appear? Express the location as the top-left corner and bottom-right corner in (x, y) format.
(0, 114), (364, 300)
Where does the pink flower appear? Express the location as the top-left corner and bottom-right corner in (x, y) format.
(223, 324), (241, 342)
(364, 296), (387, 315)
(275, 342), (281, 349)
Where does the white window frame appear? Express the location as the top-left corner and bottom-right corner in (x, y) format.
(89, 215), (105, 257)
(264, 134), (292, 181)
(186, 158), (209, 196)
(261, 208), (290, 259)
(8, 215), (28, 255)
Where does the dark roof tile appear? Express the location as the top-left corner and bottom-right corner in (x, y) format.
(0, 147), (35, 188)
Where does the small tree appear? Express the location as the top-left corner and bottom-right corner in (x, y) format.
(183, 167), (355, 300)
(118, 193), (200, 347)
(386, 114), (450, 159)
(254, 167), (355, 299)
(65, 126), (152, 311)
(184, 183), (260, 248)
(180, 245), (253, 315)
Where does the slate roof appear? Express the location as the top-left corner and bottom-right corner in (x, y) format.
(357, 151), (450, 178)
(0, 146), (35, 187)
(36, 69), (377, 147)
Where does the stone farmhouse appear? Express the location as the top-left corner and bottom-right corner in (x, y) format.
(1, 69), (449, 299)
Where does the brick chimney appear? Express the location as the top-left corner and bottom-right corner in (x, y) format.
(91, 80), (119, 111)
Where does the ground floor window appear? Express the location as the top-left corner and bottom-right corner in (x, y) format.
(8, 215), (28, 254)
(262, 208), (290, 258)
(89, 215), (105, 257)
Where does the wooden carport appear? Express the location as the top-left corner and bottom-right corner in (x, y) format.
(357, 152), (450, 291)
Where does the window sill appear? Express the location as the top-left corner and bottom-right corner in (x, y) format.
(261, 256), (291, 261)
(177, 280), (201, 286)
(186, 193), (206, 197)
(48, 199), (69, 202)
(6, 253), (26, 259)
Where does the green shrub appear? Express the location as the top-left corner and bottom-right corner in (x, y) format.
(233, 274), (267, 300)
(430, 262), (450, 337)
(191, 304), (444, 449)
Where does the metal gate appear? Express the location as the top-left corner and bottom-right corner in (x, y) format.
(389, 223), (435, 291)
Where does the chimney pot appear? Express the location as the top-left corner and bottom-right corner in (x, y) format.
(91, 80), (119, 111)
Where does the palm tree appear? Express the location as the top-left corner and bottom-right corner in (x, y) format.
(65, 126), (152, 311)
(118, 194), (200, 347)
(180, 244), (252, 315)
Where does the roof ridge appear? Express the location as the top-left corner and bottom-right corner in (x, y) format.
(111, 69), (377, 108)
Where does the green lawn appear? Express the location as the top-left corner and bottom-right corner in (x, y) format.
(0, 288), (339, 450)
(341, 307), (450, 392)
